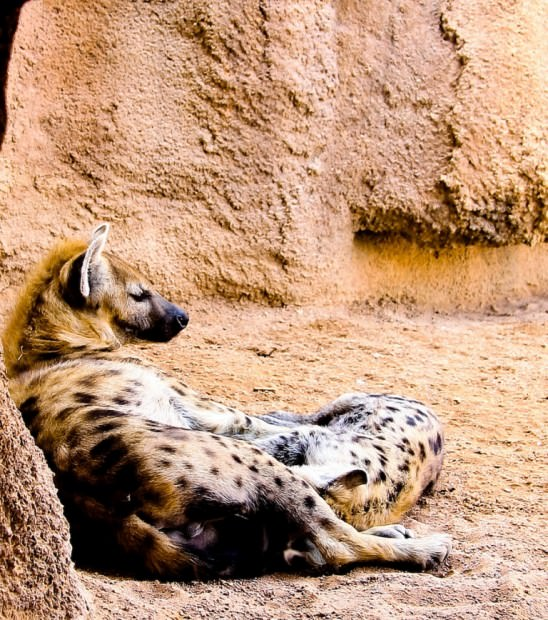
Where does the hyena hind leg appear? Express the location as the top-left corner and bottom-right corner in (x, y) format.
(310, 516), (451, 572)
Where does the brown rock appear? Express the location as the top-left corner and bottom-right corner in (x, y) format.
(0, 349), (90, 619)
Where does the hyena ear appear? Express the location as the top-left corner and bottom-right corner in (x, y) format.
(80, 223), (110, 298)
(325, 468), (368, 491)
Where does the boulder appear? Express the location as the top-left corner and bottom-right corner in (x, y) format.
(0, 350), (90, 619)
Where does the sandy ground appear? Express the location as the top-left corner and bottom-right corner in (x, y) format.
(70, 300), (547, 619)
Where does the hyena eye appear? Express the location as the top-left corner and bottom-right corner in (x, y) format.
(129, 289), (151, 302)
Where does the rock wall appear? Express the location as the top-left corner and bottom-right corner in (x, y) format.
(0, 350), (90, 619)
(0, 0), (546, 310)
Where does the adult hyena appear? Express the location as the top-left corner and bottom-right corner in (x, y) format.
(2, 224), (451, 577)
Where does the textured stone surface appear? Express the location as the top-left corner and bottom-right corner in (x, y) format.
(0, 0), (546, 308)
(0, 2), (28, 148)
(0, 350), (90, 619)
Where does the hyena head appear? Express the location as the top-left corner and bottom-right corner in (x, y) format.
(61, 224), (189, 342)
(2, 224), (189, 375)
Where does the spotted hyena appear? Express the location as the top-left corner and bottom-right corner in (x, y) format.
(2, 224), (451, 578)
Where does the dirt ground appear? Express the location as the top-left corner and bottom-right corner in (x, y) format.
(69, 299), (546, 620)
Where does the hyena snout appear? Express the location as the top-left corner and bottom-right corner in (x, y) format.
(136, 297), (189, 342)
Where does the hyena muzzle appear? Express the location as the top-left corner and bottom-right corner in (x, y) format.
(2, 224), (451, 578)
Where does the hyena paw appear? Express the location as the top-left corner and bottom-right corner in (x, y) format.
(399, 533), (452, 570)
(365, 524), (415, 540)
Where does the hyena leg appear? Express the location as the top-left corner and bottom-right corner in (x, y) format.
(308, 515), (451, 571)
(260, 410), (311, 427)
(362, 524), (415, 539)
(176, 401), (294, 439)
(261, 393), (380, 428)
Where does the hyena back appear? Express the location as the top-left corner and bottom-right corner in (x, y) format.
(2, 224), (451, 578)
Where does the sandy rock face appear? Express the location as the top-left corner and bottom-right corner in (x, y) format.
(0, 0), (546, 307)
(0, 351), (90, 619)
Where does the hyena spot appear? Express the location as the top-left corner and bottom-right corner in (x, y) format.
(303, 495), (316, 510)
(429, 433), (443, 455)
(90, 434), (124, 459)
(376, 471), (387, 483)
(102, 369), (122, 378)
(91, 438), (129, 476)
(18, 396), (40, 425)
(57, 406), (79, 422)
(319, 517), (334, 530)
(95, 421), (123, 433)
(74, 392), (96, 405)
(160, 445), (177, 454)
(86, 408), (124, 422)
(77, 377), (95, 390)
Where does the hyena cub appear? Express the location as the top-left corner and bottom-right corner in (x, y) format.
(2, 224), (451, 578)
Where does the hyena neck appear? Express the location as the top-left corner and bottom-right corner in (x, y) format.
(5, 301), (121, 376)
(21, 315), (120, 374)
(2, 239), (121, 377)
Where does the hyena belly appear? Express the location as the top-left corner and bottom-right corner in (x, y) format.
(256, 393), (445, 530)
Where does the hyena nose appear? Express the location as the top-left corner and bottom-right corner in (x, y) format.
(176, 310), (189, 330)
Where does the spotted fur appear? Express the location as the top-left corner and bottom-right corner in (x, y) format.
(2, 224), (451, 578)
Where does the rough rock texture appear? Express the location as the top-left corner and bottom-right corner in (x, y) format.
(0, 2), (28, 148)
(0, 0), (546, 309)
(0, 349), (90, 619)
